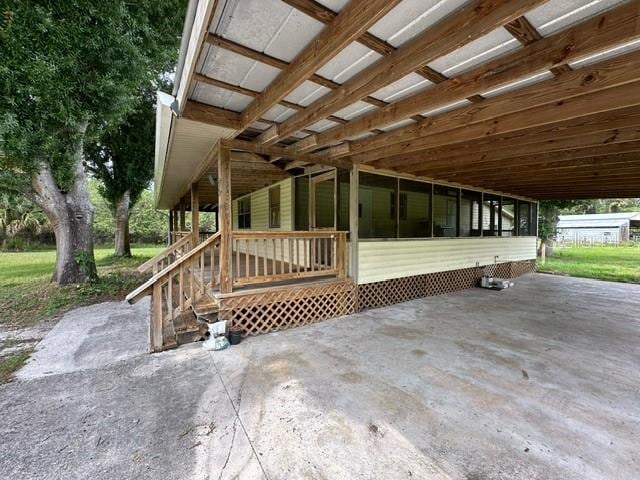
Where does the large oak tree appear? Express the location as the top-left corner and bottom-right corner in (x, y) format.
(0, 0), (185, 283)
(85, 87), (157, 257)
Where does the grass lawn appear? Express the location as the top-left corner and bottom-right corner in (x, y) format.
(537, 245), (640, 283)
(0, 245), (162, 383)
(0, 245), (162, 328)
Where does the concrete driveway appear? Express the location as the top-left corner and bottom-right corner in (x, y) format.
(1, 273), (638, 479)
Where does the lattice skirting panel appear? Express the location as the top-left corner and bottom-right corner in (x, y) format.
(218, 279), (356, 336)
(357, 260), (536, 312)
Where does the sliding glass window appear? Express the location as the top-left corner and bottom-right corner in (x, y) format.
(501, 198), (516, 237)
(517, 200), (534, 236)
(359, 172), (397, 238)
(433, 185), (459, 237)
(398, 179), (431, 238)
(459, 189), (482, 237)
(483, 194), (501, 236)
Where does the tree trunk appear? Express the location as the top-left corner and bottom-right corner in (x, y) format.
(30, 121), (97, 284)
(114, 190), (131, 257)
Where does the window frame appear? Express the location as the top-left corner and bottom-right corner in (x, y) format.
(268, 184), (281, 228)
(237, 196), (251, 229)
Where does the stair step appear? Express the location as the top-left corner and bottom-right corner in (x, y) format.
(194, 298), (219, 316)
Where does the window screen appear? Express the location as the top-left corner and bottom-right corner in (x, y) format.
(433, 185), (459, 237)
(460, 189), (482, 237)
(399, 179), (431, 238)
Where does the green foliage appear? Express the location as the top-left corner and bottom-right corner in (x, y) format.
(0, 245), (163, 327)
(0, 190), (52, 249)
(85, 86), (158, 212)
(0, 350), (31, 384)
(0, 0), (186, 191)
(559, 198), (640, 215)
(538, 200), (585, 243)
(89, 180), (167, 244)
(74, 250), (98, 282)
(538, 245), (640, 283)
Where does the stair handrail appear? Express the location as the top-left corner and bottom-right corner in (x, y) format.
(137, 233), (194, 274)
(127, 231), (221, 304)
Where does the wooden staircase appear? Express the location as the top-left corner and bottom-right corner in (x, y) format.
(127, 232), (222, 352)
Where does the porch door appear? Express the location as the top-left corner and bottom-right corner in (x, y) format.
(309, 171), (336, 269)
(310, 171), (336, 230)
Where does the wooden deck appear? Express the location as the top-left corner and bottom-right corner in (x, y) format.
(128, 230), (349, 352)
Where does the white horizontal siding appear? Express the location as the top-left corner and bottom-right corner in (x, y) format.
(232, 178), (293, 231)
(358, 237), (536, 284)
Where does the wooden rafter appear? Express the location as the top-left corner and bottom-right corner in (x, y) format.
(204, 32), (391, 136)
(347, 79), (640, 165)
(291, 2), (640, 154)
(389, 127), (640, 177)
(282, 0), (485, 100)
(220, 138), (351, 169)
(414, 143), (640, 179)
(257, 0), (548, 146)
(238, 0), (402, 130)
(372, 106), (640, 170)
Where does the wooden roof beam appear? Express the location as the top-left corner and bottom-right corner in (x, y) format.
(260, 0), (547, 146)
(220, 138), (352, 170)
(348, 78), (640, 165)
(371, 106), (640, 170)
(295, 2), (640, 154)
(403, 127), (640, 176)
(238, 0), (401, 130)
(412, 143), (640, 178)
(282, 0), (485, 100)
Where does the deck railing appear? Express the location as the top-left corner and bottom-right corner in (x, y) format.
(127, 232), (221, 352)
(170, 230), (192, 243)
(231, 230), (346, 287)
(137, 233), (195, 274)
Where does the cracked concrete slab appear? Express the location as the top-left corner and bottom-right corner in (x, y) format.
(1, 274), (639, 479)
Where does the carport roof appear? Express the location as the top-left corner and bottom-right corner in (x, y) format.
(158, 0), (640, 208)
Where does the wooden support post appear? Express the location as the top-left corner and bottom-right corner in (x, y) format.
(218, 144), (233, 293)
(172, 209), (179, 241)
(349, 163), (359, 282)
(168, 210), (174, 245)
(152, 281), (163, 352)
(180, 197), (186, 231)
(191, 183), (200, 244)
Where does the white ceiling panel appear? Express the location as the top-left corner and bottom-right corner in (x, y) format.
(263, 8), (325, 62)
(284, 81), (331, 107)
(223, 92), (255, 111)
(422, 99), (471, 117)
(525, 0), (629, 37)
(213, 0), (294, 52)
(316, 42), (382, 83)
(334, 101), (377, 121)
(306, 119), (341, 133)
(370, 73), (433, 102)
(262, 105), (296, 123)
(379, 118), (416, 132)
(191, 84), (233, 109)
(200, 46), (260, 86)
(569, 38), (640, 69)
(315, 0), (348, 13)
(240, 62), (282, 92)
(369, 0), (470, 47)
(428, 27), (520, 77)
(481, 70), (554, 98)
(250, 121), (271, 131)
